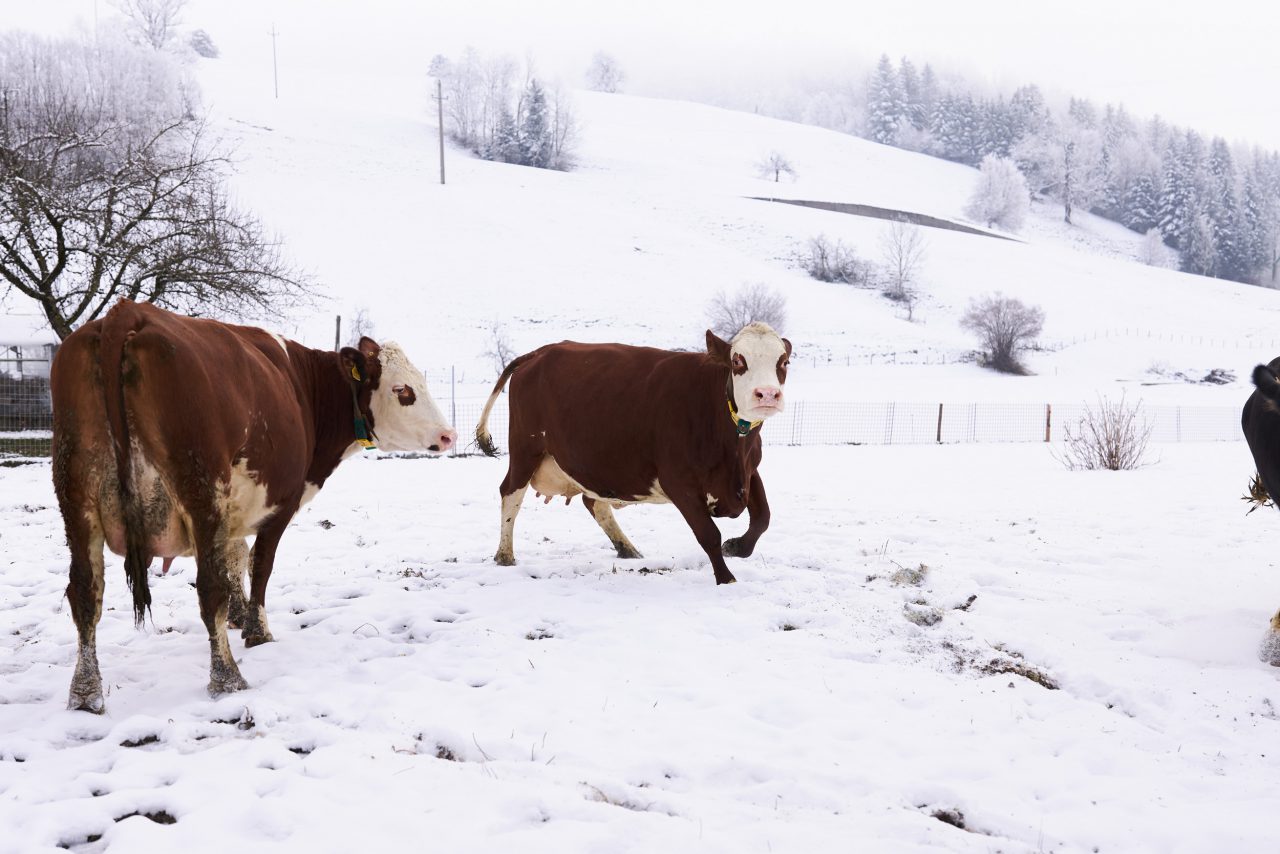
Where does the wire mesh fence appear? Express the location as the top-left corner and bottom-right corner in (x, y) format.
(0, 344), (1243, 459)
(0, 345), (55, 458)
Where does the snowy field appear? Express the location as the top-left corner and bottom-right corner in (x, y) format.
(2, 442), (1279, 853)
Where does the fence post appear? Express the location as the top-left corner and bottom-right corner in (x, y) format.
(450, 365), (457, 457)
(936, 403), (943, 444)
(1044, 404), (1052, 442)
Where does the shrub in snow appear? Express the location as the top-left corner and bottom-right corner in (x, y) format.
(585, 51), (624, 93)
(1139, 227), (1176, 268)
(959, 293), (1044, 374)
(705, 283), (787, 340)
(1058, 394), (1153, 471)
(965, 155), (1029, 232)
(800, 235), (869, 285)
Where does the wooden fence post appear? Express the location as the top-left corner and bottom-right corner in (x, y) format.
(1045, 404), (1052, 443)
(936, 403), (944, 444)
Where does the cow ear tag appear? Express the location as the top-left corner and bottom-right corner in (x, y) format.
(348, 363), (377, 449)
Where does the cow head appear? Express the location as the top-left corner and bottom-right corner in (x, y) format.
(340, 337), (456, 453)
(706, 322), (792, 423)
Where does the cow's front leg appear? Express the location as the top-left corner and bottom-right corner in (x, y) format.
(669, 488), (736, 585)
(1261, 609), (1280, 667)
(242, 510), (294, 648)
(225, 539), (250, 630)
(722, 472), (770, 559)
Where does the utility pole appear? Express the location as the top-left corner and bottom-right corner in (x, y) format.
(269, 24), (279, 99)
(433, 78), (446, 185)
(334, 315), (340, 350)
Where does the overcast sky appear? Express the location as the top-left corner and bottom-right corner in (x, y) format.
(8, 0), (1280, 149)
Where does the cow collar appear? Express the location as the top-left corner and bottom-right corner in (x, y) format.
(348, 365), (378, 450)
(726, 397), (762, 437)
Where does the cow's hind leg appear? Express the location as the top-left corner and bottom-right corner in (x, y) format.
(494, 450), (540, 566)
(195, 528), (249, 696)
(1260, 609), (1280, 666)
(582, 497), (643, 559)
(65, 516), (107, 713)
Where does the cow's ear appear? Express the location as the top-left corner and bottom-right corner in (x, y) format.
(782, 337), (793, 358)
(705, 330), (731, 365)
(340, 347), (369, 384)
(358, 336), (381, 363)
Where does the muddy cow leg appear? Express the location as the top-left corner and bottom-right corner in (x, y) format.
(225, 539), (250, 630)
(241, 510), (295, 648)
(65, 515), (108, 713)
(1261, 609), (1280, 667)
(582, 497), (643, 559)
(668, 487), (736, 585)
(194, 526), (249, 696)
(722, 472), (770, 559)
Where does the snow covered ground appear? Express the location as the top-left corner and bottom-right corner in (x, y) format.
(6, 3), (1280, 852)
(2, 442), (1279, 853)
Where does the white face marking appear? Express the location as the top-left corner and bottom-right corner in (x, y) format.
(366, 342), (455, 453)
(728, 322), (789, 424)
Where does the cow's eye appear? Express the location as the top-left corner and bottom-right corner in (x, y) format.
(392, 384), (417, 406)
(731, 354), (747, 373)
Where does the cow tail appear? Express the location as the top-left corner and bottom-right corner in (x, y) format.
(475, 351), (533, 457)
(100, 308), (152, 628)
(1253, 364), (1280, 402)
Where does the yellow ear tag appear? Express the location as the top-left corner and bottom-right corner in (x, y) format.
(350, 365), (362, 381)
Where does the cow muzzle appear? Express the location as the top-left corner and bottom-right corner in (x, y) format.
(428, 429), (457, 453)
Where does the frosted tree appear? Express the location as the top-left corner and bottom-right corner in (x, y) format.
(112, 0), (185, 50)
(879, 219), (927, 319)
(965, 155), (1030, 231)
(756, 151), (797, 182)
(1139, 228), (1175, 268)
(1181, 208), (1219, 276)
(866, 54), (905, 146)
(1205, 137), (1242, 279)
(1121, 173), (1160, 233)
(960, 293), (1045, 374)
(585, 52), (625, 93)
(518, 79), (553, 168)
(1014, 114), (1106, 224)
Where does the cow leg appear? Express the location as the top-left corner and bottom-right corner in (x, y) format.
(668, 488), (736, 585)
(1261, 609), (1280, 667)
(495, 485), (529, 566)
(65, 515), (107, 713)
(242, 512), (294, 648)
(195, 530), (249, 696)
(225, 539), (250, 630)
(582, 497), (643, 559)
(722, 472), (770, 559)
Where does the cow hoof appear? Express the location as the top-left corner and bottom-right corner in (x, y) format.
(494, 551), (517, 567)
(67, 690), (105, 714)
(208, 674), (250, 697)
(715, 572), (738, 585)
(722, 537), (753, 558)
(614, 545), (643, 560)
(1259, 630), (1280, 667)
(243, 631), (274, 648)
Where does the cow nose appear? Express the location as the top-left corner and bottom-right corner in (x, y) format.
(754, 387), (782, 405)
(438, 429), (456, 450)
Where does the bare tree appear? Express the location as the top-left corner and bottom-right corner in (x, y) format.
(112, 0), (186, 50)
(756, 151), (796, 183)
(879, 218), (927, 317)
(585, 52), (625, 93)
(481, 321), (516, 375)
(0, 32), (310, 340)
(705, 283), (787, 340)
(347, 307), (375, 345)
(1058, 395), (1153, 471)
(960, 293), (1044, 374)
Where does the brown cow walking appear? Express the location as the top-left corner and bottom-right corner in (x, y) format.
(52, 300), (456, 712)
(476, 323), (791, 584)
(1242, 358), (1280, 666)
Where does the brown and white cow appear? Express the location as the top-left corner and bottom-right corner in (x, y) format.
(475, 322), (792, 584)
(51, 300), (455, 712)
(1242, 358), (1280, 666)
